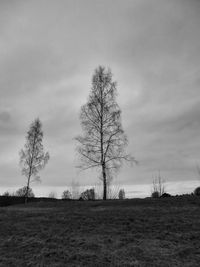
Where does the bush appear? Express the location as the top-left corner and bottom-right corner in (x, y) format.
(62, 190), (72, 200)
(151, 191), (159, 198)
(2, 191), (10, 197)
(194, 187), (200, 196)
(118, 189), (125, 200)
(15, 186), (35, 197)
(80, 188), (95, 200)
(160, 193), (171, 198)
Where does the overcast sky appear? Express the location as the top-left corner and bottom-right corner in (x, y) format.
(0, 0), (200, 197)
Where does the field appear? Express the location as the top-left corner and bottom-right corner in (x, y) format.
(0, 197), (200, 266)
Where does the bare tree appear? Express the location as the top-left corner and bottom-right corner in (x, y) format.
(62, 190), (72, 200)
(151, 171), (165, 197)
(19, 118), (49, 203)
(194, 187), (200, 196)
(76, 66), (135, 200)
(80, 188), (95, 200)
(118, 188), (125, 200)
(2, 191), (10, 197)
(16, 186), (35, 198)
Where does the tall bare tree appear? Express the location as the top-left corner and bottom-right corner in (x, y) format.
(19, 118), (49, 203)
(76, 66), (135, 200)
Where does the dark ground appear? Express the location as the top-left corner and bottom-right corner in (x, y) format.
(0, 196), (200, 266)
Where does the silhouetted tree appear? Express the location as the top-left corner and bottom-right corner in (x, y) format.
(80, 188), (95, 200)
(2, 191), (10, 197)
(76, 66), (135, 200)
(118, 188), (125, 199)
(19, 118), (49, 203)
(16, 186), (35, 197)
(160, 192), (171, 198)
(62, 190), (72, 199)
(151, 172), (165, 197)
(151, 191), (159, 198)
(194, 187), (200, 196)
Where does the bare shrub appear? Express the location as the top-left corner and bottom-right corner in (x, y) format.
(16, 186), (35, 197)
(118, 189), (125, 199)
(160, 192), (171, 198)
(2, 191), (10, 197)
(151, 172), (165, 197)
(80, 188), (95, 200)
(62, 190), (72, 200)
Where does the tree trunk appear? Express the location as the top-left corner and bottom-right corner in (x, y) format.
(102, 164), (107, 200)
(25, 184), (29, 204)
(25, 174), (31, 204)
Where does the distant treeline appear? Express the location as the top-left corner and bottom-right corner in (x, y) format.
(0, 196), (59, 207)
(1, 192), (200, 208)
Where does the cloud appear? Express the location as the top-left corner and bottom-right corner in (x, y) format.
(0, 111), (11, 122)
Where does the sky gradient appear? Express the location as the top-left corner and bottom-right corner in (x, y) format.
(0, 0), (200, 197)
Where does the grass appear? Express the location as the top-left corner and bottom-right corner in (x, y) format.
(0, 196), (200, 266)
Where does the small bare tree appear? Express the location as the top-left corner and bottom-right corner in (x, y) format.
(118, 188), (125, 200)
(19, 118), (49, 203)
(16, 186), (35, 198)
(62, 190), (72, 200)
(151, 172), (165, 197)
(80, 188), (95, 200)
(194, 187), (200, 196)
(76, 66), (135, 200)
(2, 191), (10, 197)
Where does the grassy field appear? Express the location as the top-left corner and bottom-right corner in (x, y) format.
(0, 197), (200, 266)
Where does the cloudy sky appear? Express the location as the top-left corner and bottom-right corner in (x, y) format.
(0, 0), (200, 197)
